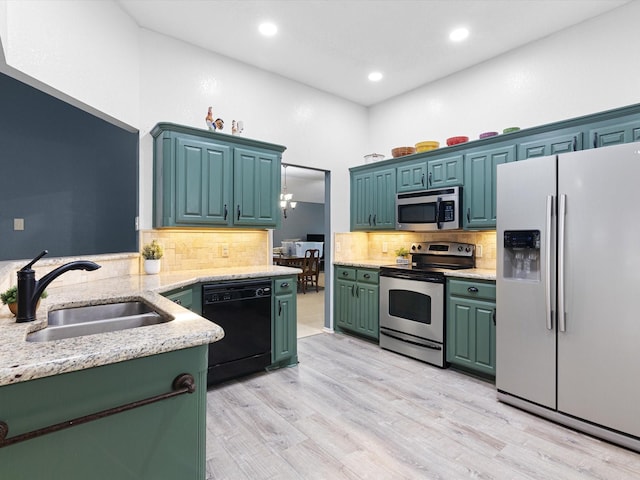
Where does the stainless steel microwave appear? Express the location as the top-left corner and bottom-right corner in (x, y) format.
(396, 186), (462, 231)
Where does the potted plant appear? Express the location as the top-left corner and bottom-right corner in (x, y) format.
(142, 240), (164, 275)
(395, 247), (410, 265)
(1, 285), (48, 316)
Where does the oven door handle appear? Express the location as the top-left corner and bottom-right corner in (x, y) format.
(436, 197), (442, 230)
(380, 330), (442, 350)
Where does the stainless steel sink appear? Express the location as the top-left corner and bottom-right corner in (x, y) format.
(27, 301), (172, 342)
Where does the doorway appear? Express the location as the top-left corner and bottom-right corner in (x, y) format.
(273, 164), (329, 338)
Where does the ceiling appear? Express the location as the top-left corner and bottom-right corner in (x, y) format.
(117, 0), (630, 106)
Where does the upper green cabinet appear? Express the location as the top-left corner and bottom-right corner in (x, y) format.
(351, 166), (396, 230)
(396, 154), (463, 193)
(463, 144), (516, 229)
(517, 130), (583, 159)
(152, 123), (286, 229)
(587, 116), (640, 149)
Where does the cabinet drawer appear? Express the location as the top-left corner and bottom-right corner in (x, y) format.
(274, 276), (296, 295)
(336, 267), (356, 281)
(448, 278), (496, 301)
(164, 288), (193, 309)
(356, 269), (379, 285)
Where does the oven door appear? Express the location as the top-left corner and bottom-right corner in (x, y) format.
(379, 275), (444, 342)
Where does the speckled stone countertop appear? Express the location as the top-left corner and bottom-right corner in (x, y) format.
(0, 265), (299, 387)
(333, 260), (496, 281)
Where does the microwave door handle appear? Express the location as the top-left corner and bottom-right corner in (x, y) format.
(436, 197), (442, 229)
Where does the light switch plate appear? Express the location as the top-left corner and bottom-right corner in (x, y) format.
(382, 242), (388, 253)
(476, 244), (483, 257)
(221, 243), (229, 257)
(14, 218), (24, 231)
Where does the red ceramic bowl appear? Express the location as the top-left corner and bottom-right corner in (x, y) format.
(446, 136), (469, 146)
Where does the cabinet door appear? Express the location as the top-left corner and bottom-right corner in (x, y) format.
(427, 154), (463, 188)
(396, 161), (427, 193)
(175, 137), (232, 226)
(273, 292), (297, 364)
(447, 296), (496, 376)
(0, 347), (208, 480)
(518, 132), (582, 159)
(335, 278), (356, 329)
(233, 148), (280, 227)
(355, 283), (379, 340)
(464, 145), (516, 229)
(371, 168), (396, 229)
(588, 118), (640, 148)
(351, 172), (373, 230)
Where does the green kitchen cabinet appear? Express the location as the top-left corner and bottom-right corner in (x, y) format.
(351, 167), (396, 230)
(396, 154), (463, 193)
(233, 148), (280, 227)
(517, 130), (583, 159)
(427, 154), (464, 188)
(334, 266), (379, 341)
(271, 276), (298, 368)
(463, 144), (516, 229)
(587, 116), (640, 149)
(152, 122), (286, 229)
(446, 278), (496, 377)
(162, 284), (202, 315)
(0, 346), (208, 480)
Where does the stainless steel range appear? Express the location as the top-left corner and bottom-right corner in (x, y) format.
(379, 241), (475, 367)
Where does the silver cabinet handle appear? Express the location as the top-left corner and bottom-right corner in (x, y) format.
(558, 194), (567, 332)
(174, 299), (182, 305)
(467, 286), (478, 293)
(545, 195), (553, 331)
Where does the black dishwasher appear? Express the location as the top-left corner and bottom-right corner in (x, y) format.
(202, 280), (272, 386)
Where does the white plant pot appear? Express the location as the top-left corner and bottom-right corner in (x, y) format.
(144, 259), (161, 275)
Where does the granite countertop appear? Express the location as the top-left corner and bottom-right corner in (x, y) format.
(0, 265), (299, 387)
(333, 260), (496, 280)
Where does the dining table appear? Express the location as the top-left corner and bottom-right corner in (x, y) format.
(272, 255), (305, 267)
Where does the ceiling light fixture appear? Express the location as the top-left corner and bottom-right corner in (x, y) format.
(280, 165), (297, 219)
(368, 71), (383, 82)
(449, 27), (469, 42)
(259, 22), (278, 37)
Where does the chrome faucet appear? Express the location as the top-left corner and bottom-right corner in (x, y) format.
(16, 250), (101, 323)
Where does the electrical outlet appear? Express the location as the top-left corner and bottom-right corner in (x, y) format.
(382, 242), (388, 253)
(336, 242), (341, 252)
(222, 243), (229, 257)
(13, 218), (24, 231)
(476, 244), (483, 257)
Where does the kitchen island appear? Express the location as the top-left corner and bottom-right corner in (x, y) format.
(0, 262), (298, 480)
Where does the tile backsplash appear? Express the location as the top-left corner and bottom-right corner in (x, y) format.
(335, 231), (497, 270)
(140, 229), (269, 273)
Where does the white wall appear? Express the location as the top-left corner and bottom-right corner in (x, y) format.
(137, 29), (367, 232)
(368, 1), (640, 154)
(0, 0), (139, 130)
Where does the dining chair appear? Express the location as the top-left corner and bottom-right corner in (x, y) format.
(298, 249), (320, 294)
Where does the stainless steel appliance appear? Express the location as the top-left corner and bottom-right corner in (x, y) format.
(202, 280), (272, 385)
(496, 141), (640, 452)
(396, 186), (462, 231)
(380, 241), (475, 367)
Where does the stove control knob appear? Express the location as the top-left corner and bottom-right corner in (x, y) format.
(465, 247), (471, 252)
(458, 246), (463, 251)
(411, 245), (417, 251)
(416, 244), (422, 250)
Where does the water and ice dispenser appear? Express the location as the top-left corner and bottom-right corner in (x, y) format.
(503, 230), (541, 281)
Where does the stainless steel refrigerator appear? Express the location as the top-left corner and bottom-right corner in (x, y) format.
(496, 141), (640, 451)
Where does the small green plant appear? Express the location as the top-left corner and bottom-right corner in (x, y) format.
(142, 240), (164, 260)
(1, 285), (48, 305)
(395, 247), (410, 258)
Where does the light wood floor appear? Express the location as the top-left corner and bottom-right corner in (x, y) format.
(205, 333), (640, 479)
(296, 272), (325, 338)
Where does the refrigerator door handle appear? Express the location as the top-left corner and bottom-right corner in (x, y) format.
(558, 194), (567, 332)
(545, 195), (553, 330)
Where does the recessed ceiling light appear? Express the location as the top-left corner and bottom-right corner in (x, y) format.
(259, 22), (278, 37)
(368, 71), (383, 82)
(449, 27), (469, 42)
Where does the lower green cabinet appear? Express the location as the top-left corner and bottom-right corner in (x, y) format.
(334, 266), (379, 341)
(446, 278), (496, 377)
(271, 276), (298, 368)
(162, 284), (202, 315)
(0, 346), (208, 480)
